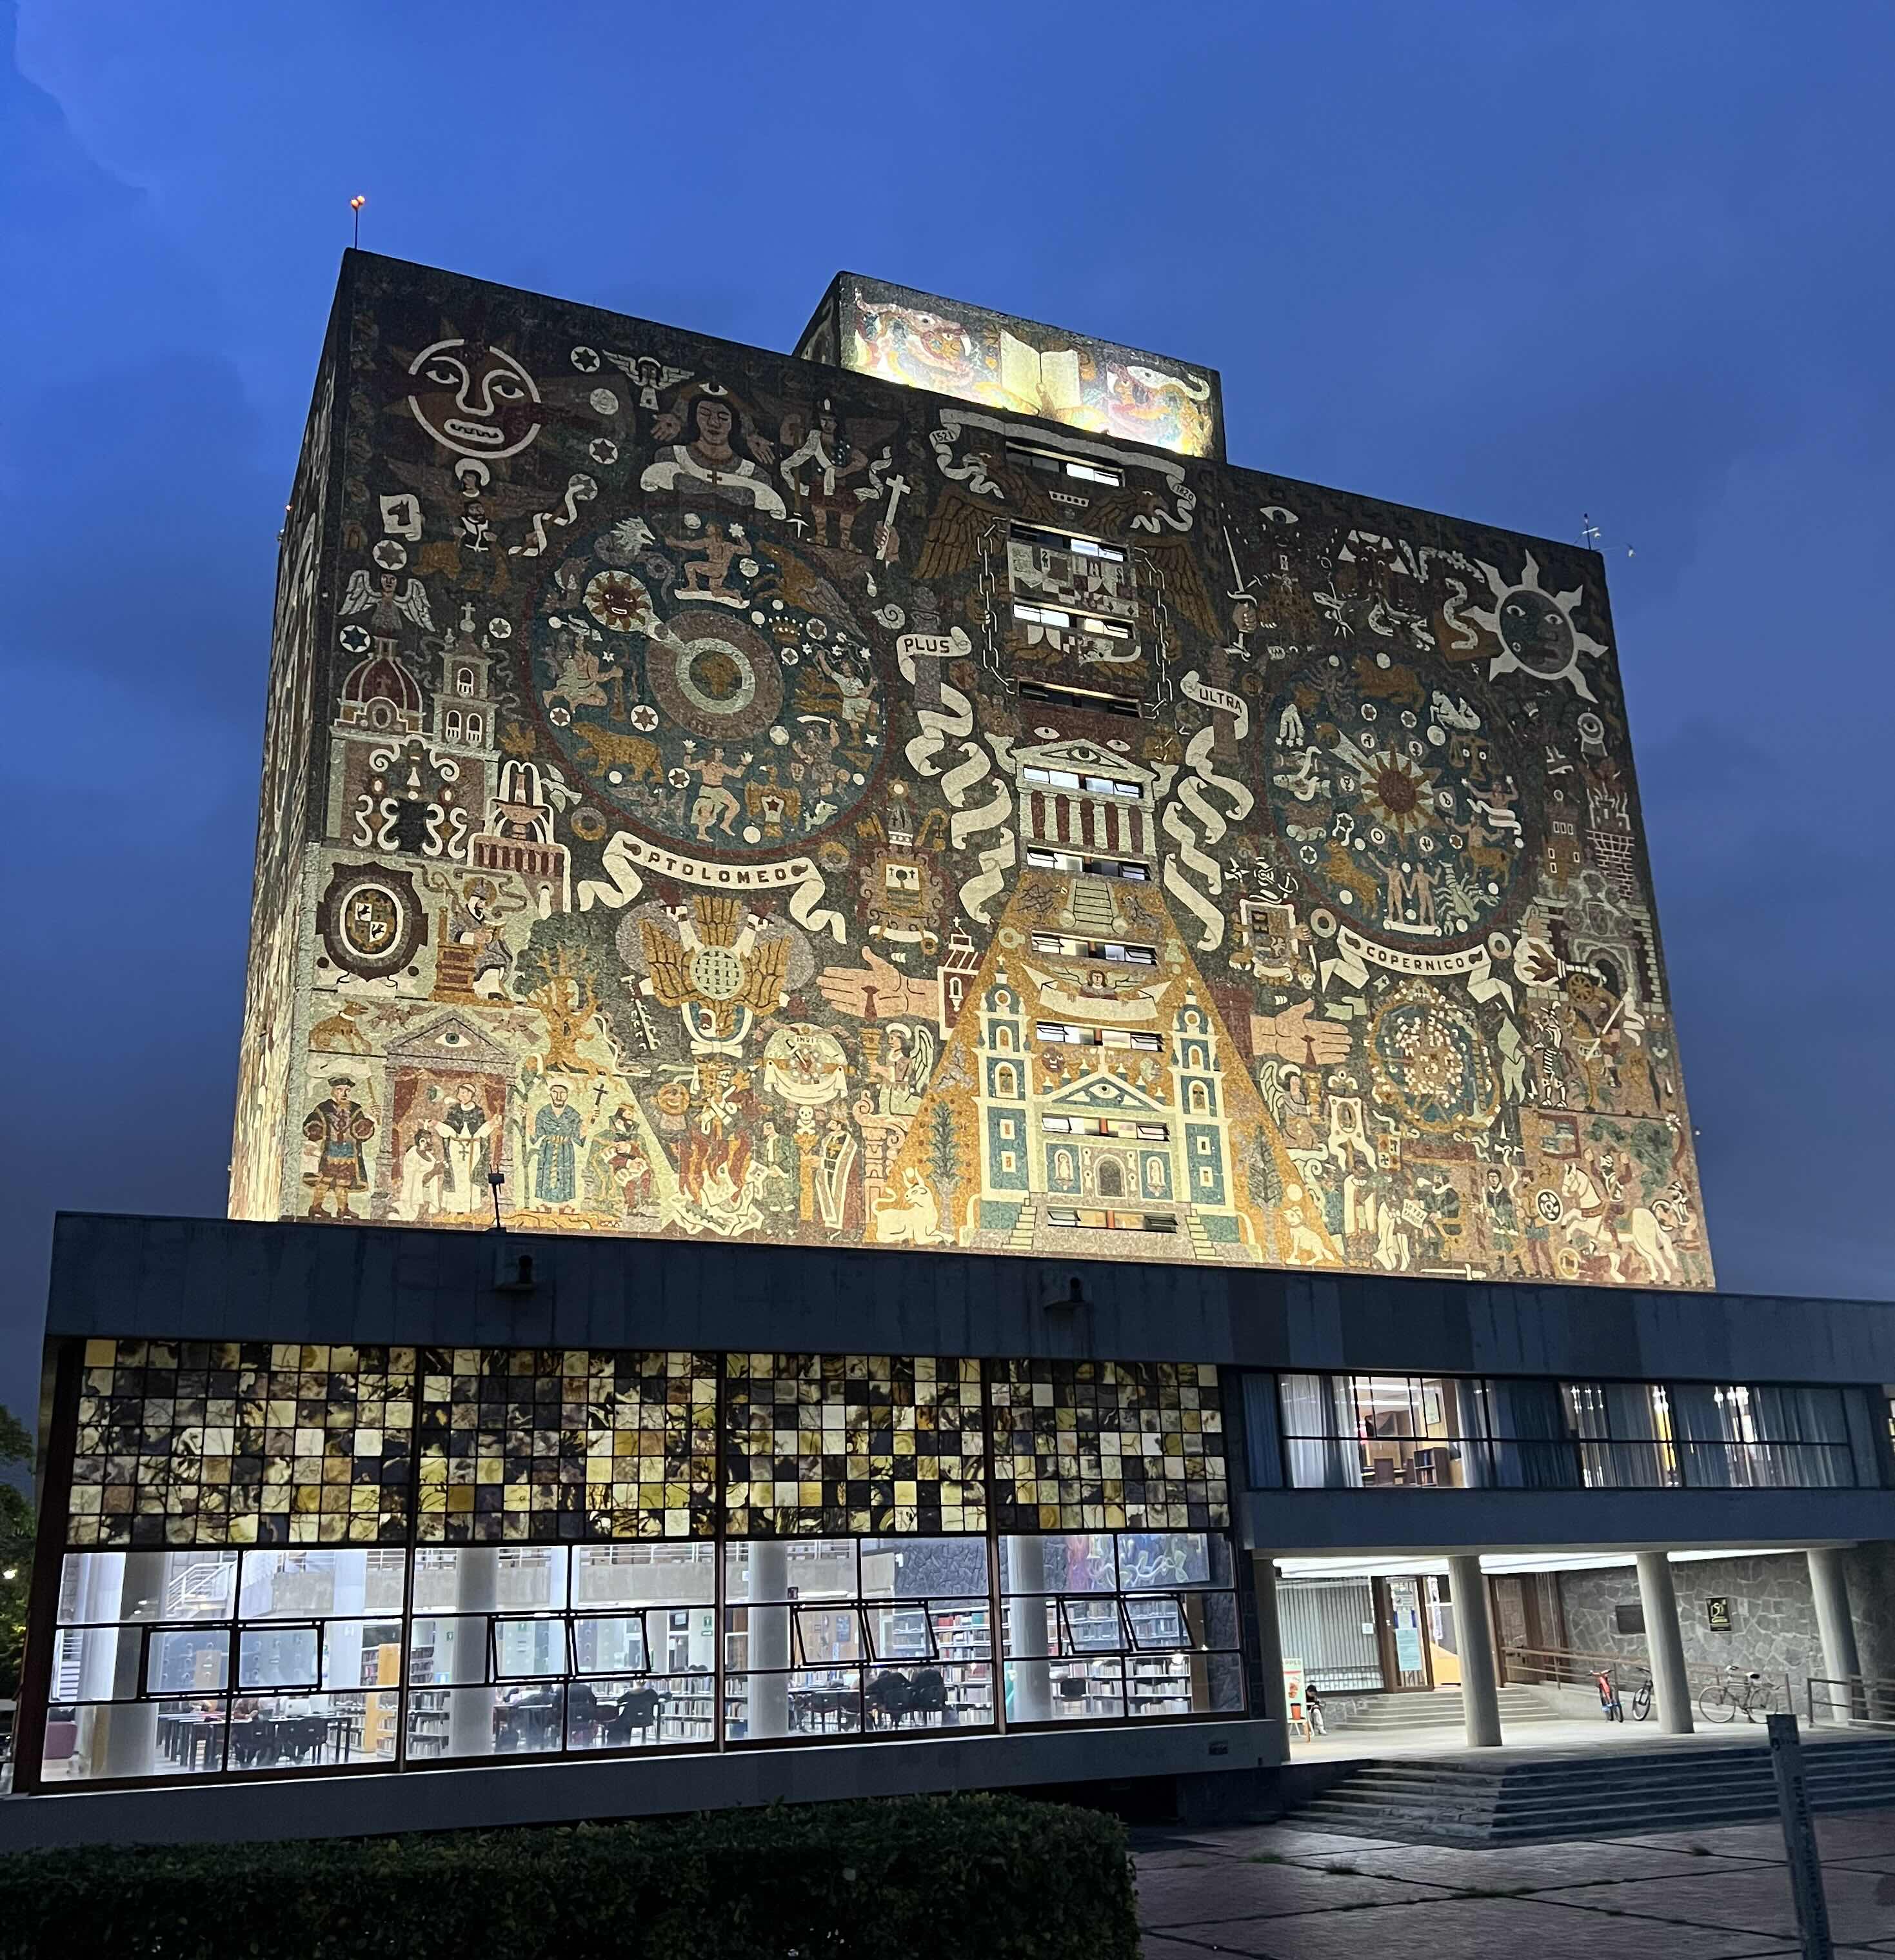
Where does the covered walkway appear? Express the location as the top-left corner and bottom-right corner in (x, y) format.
(1260, 1542), (1889, 1759)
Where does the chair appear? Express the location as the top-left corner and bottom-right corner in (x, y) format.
(907, 1668), (949, 1724)
(228, 1718), (268, 1769)
(866, 1672), (912, 1728)
(620, 1686), (663, 1742)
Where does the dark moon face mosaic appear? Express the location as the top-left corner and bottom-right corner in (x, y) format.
(530, 515), (886, 854)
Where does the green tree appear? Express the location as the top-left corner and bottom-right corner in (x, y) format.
(0, 1406), (32, 1700)
(926, 1100), (961, 1198)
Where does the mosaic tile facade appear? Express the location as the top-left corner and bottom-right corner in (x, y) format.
(415, 1347), (719, 1543)
(67, 1340), (413, 1548)
(722, 1353), (987, 1537)
(988, 1360), (1228, 1533)
(229, 252), (1711, 1294)
(65, 1346), (1224, 1547)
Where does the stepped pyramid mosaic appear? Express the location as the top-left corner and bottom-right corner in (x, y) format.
(230, 259), (1710, 1288)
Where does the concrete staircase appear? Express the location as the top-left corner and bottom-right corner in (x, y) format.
(1291, 1736), (1895, 1845)
(1324, 1688), (1567, 1735)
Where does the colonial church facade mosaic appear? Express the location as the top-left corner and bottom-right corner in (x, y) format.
(230, 255), (1711, 1289)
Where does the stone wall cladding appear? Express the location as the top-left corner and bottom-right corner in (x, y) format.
(1557, 1554), (1831, 1707)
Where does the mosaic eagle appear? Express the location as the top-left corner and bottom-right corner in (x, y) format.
(639, 892), (793, 1050)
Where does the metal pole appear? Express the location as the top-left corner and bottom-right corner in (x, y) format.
(1767, 1713), (1834, 1960)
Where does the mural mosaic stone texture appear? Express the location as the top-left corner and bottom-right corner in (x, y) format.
(230, 253), (1711, 1289)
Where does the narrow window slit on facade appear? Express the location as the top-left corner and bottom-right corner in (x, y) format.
(1011, 602), (1133, 640)
(1010, 522), (1126, 565)
(1035, 1022), (1164, 1052)
(1004, 442), (1124, 487)
(1024, 846), (1151, 880)
(1016, 680), (1144, 720)
(1029, 932), (1157, 965)
(1044, 1209), (1178, 1234)
(1041, 1115), (1171, 1140)
(1020, 767), (1144, 802)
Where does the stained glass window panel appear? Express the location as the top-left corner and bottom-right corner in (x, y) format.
(986, 1360), (1227, 1532)
(66, 1340), (414, 1549)
(721, 1354), (987, 1537)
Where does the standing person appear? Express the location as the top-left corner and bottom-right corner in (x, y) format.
(395, 1126), (444, 1223)
(437, 1084), (496, 1216)
(303, 1076), (375, 1220)
(531, 1078), (584, 1211)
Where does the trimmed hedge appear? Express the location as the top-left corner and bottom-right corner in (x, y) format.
(0, 1792), (1139, 1960)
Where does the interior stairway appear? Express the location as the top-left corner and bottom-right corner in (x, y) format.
(1290, 1734), (1895, 1845)
(1324, 1687), (1567, 1733)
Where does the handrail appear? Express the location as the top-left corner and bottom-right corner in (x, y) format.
(1806, 1672), (1895, 1727)
(1502, 1643), (1647, 1690)
(1505, 1643), (1792, 1721)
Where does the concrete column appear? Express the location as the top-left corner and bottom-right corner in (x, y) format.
(1249, 1554), (1289, 1741)
(1807, 1547), (1861, 1717)
(1004, 1536), (1053, 1723)
(1634, 1551), (1694, 1735)
(746, 1540), (791, 1739)
(1445, 1554), (1502, 1747)
(447, 1548), (499, 1758)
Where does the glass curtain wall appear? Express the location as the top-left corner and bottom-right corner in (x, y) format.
(38, 1337), (1244, 1785)
(1273, 1374), (1867, 1492)
(45, 1532), (1240, 1780)
(998, 1531), (1243, 1723)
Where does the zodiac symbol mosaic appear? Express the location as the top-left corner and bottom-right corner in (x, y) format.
(229, 253), (1712, 1291)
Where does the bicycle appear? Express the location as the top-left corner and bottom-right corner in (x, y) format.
(1594, 1667), (1624, 1721)
(1698, 1668), (1776, 1724)
(1625, 1667), (1654, 1721)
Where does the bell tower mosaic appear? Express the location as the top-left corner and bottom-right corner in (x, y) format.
(230, 255), (1711, 1288)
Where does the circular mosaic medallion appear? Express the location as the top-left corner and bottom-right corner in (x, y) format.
(1265, 664), (1534, 949)
(316, 862), (425, 980)
(1369, 980), (1500, 1136)
(648, 611), (783, 738)
(527, 515), (885, 855)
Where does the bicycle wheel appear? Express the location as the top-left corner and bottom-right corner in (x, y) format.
(1748, 1680), (1777, 1718)
(1630, 1681), (1652, 1721)
(1700, 1685), (1736, 1723)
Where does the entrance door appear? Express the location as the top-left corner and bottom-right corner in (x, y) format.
(1375, 1576), (1433, 1689)
(1491, 1574), (1531, 1681)
(1423, 1575), (1461, 1685)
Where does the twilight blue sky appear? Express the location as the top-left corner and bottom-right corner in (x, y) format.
(3, 3), (1892, 1418)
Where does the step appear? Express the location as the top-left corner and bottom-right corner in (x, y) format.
(1285, 1736), (1895, 1846)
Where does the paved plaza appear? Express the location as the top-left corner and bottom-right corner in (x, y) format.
(1133, 1805), (1895, 1957)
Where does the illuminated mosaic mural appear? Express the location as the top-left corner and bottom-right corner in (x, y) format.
(800, 273), (1224, 460)
(722, 1353), (987, 1537)
(65, 1347), (1215, 1548)
(988, 1360), (1227, 1532)
(415, 1347), (718, 1543)
(68, 1340), (413, 1548)
(228, 253), (1711, 1291)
